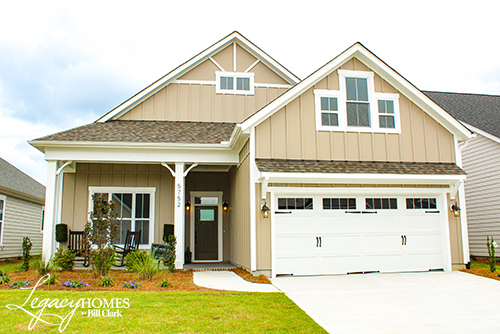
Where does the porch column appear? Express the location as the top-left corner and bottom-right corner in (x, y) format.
(174, 162), (185, 269)
(42, 160), (58, 262)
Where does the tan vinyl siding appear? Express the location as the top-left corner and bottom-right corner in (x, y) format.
(61, 163), (174, 245)
(184, 172), (230, 261)
(119, 44), (290, 123)
(255, 57), (455, 163)
(448, 195), (464, 264)
(461, 134), (500, 257)
(0, 195), (43, 258)
(228, 140), (251, 269)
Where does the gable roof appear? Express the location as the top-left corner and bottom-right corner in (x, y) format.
(423, 91), (500, 139)
(97, 31), (300, 123)
(240, 42), (473, 142)
(31, 121), (237, 146)
(0, 158), (45, 200)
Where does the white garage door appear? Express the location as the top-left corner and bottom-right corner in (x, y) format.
(275, 195), (446, 276)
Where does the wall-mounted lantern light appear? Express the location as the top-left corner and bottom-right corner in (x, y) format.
(261, 202), (270, 219)
(450, 204), (461, 217)
(185, 201), (191, 211)
(222, 200), (229, 211)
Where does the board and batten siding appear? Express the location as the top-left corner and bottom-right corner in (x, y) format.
(461, 134), (500, 257)
(119, 43), (290, 124)
(61, 163), (174, 245)
(0, 195), (43, 258)
(228, 140), (251, 269)
(255, 58), (455, 163)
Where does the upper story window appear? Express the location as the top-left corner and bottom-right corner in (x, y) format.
(314, 70), (400, 133)
(216, 72), (255, 95)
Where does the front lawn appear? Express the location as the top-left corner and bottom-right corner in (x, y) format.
(0, 290), (326, 333)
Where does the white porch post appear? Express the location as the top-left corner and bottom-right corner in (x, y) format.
(174, 162), (185, 269)
(42, 160), (58, 262)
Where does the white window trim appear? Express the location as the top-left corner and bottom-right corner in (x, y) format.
(0, 194), (5, 245)
(88, 187), (156, 249)
(215, 71), (255, 95)
(314, 70), (401, 133)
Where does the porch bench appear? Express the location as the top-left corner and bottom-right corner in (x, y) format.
(68, 230), (90, 267)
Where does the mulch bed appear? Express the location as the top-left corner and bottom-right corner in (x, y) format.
(232, 267), (271, 284)
(461, 267), (500, 281)
(0, 268), (214, 292)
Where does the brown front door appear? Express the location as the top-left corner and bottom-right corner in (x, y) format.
(194, 206), (218, 260)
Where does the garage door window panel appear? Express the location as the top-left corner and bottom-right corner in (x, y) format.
(278, 198), (313, 210)
(406, 198), (437, 209)
(365, 198), (398, 210)
(323, 198), (356, 210)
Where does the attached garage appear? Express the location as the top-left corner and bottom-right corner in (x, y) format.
(274, 194), (450, 276)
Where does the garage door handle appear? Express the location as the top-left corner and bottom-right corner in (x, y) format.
(345, 211), (361, 214)
(362, 211), (377, 214)
(425, 210), (440, 214)
(401, 235), (404, 245)
(404, 235), (407, 245)
(316, 237), (319, 247)
(319, 236), (322, 247)
(275, 211), (292, 214)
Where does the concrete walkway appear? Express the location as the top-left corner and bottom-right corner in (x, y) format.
(193, 271), (279, 292)
(272, 271), (500, 334)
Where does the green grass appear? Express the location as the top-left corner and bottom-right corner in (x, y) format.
(0, 257), (40, 273)
(0, 290), (326, 333)
(471, 261), (500, 271)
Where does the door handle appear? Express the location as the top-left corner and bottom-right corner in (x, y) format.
(316, 236), (319, 247)
(319, 236), (322, 247)
(401, 235), (404, 245)
(404, 235), (407, 245)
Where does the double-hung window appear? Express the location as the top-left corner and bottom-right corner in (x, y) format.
(314, 70), (400, 133)
(216, 72), (254, 95)
(89, 187), (155, 246)
(0, 195), (4, 244)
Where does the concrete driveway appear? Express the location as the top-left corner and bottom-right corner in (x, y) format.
(272, 271), (500, 333)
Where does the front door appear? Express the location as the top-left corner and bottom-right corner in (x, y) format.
(194, 206), (218, 260)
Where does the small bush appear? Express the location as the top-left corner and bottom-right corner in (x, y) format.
(164, 235), (177, 273)
(487, 236), (497, 273)
(98, 275), (115, 287)
(62, 280), (89, 288)
(125, 250), (159, 280)
(52, 248), (76, 271)
(470, 254), (477, 262)
(90, 246), (115, 277)
(19, 237), (32, 272)
(123, 280), (142, 289)
(44, 274), (58, 286)
(0, 270), (11, 284)
(159, 279), (170, 288)
(55, 224), (68, 243)
(10, 280), (29, 288)
(34, 258), (53, 275)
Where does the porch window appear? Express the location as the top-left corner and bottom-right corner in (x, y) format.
(90, 188), (154, 246)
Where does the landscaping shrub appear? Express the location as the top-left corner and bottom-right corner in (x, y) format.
(44, 274), (58, 286)
(84, 194), (119, 277)
(470, 254), (477, 262)
(159, 278), (170, 288)
(34, 258), (53, 275)
(52, 248), (76, 271)
(487, 236), (497, 272)
(125, 250), (159, 280)
(55, 223), (68, 243)
(164, 235), (177, 273)
(98, 275), (115, 287)
(0, 270), (10, 284)
(19, 237), (32, 272)
(10, 280), (29, 288)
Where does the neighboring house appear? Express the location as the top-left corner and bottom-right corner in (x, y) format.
(0, 158), (45, 258)
(424, 91), (500, 257)
(30, 32), (473, 277)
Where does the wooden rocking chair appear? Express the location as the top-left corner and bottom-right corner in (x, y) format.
(68, 230), (90, 267)
(113, 230), (141, 266)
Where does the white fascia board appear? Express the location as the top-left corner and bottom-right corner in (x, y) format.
(260, 171), (466, 185)
(241, 44), (473, 142)
(269, 187), (450, 196)
(43, 146), (239, 164)
(461, 122), (500, 145)
(97, 32), (299, 123)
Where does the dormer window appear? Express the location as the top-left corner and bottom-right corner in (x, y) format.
(314, 70), (400, 133)
(216, 72), (254, 95)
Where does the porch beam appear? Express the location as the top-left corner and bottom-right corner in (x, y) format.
(174, 162), (185, 269)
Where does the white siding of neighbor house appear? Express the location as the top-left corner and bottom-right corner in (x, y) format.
(462, 134), (500, 257)
(0, 195), (43, 259)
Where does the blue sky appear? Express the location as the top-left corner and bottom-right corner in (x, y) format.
(1, 0), (499, 185)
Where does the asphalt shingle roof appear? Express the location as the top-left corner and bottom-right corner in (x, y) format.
(33, 121), (237, 144)
(0, 158), (45, 198)
(424, 91), (500, 138)
(256, 159), (465, 175)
